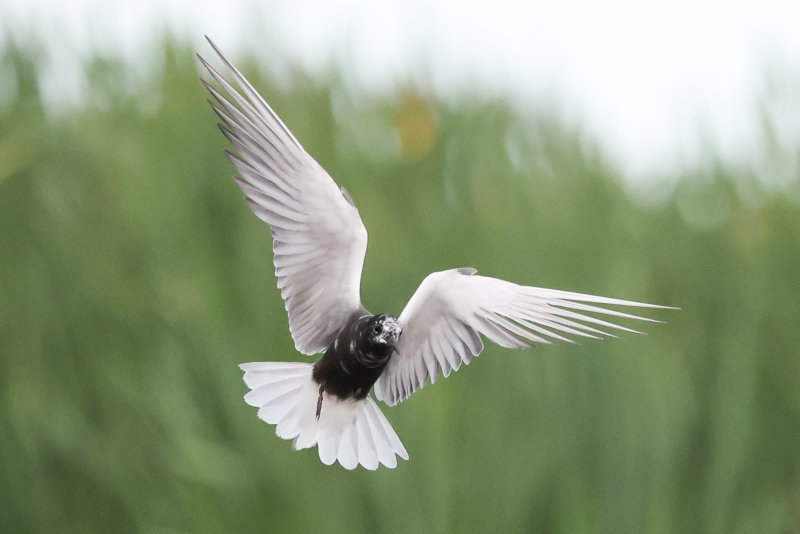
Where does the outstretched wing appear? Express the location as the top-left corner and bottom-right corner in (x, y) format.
(374, 268), (672, 406)
(199, 39), (368, 355)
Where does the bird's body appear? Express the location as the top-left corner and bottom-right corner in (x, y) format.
(313, 313), (401, 402)
(198, 38), (674, 470)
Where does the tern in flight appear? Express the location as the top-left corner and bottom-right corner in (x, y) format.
(198, 38), (673, 470)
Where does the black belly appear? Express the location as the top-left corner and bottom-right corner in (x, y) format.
(312, 350), (387, 400)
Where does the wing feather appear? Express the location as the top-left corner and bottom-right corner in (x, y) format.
(375, 268), (674, 406)
(199, 39), (368, 354)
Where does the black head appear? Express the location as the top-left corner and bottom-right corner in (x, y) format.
(367, 314), (403, 347)
(352, 314), (402, 367)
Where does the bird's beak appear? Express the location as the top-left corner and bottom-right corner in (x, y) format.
(380, 321), (403, 343)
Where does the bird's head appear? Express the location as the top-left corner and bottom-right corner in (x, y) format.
(368, 314), (403, 350)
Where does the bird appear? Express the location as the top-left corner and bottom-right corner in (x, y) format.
(198, 38), (673, 470)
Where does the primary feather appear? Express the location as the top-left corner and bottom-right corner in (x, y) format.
(374, 268), (671, 406)
(198, 40), (368, 356)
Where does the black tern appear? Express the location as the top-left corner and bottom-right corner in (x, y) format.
(198, 38), (673, 470)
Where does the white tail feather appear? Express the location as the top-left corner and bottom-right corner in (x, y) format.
(239, 362), (408, 470)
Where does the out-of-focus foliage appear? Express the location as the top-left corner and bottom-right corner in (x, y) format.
(1, 38), (798, 534)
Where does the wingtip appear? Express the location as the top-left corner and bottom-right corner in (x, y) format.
(204, 36), (235, 71)
(201, 36), (236, 76)
(197, 54), (211, 70)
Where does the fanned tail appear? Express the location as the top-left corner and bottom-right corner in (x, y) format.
(239, 362), (408, 470)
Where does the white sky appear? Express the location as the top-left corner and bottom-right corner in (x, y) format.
(2, 0), (800, 182)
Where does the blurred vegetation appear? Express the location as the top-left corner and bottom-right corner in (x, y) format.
(1, 38), (799, 534)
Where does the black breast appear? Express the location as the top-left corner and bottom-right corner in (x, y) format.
(312, 313), (395, 400)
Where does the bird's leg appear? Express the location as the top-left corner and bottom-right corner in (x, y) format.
(315, 385), (324, 420)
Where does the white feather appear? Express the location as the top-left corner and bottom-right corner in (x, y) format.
(375, 268), (674, 406)
(199, 40), (368, 356)
(239, 362), (408, 470)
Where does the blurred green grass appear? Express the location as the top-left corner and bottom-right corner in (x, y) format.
(1, 39), (798, 533)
